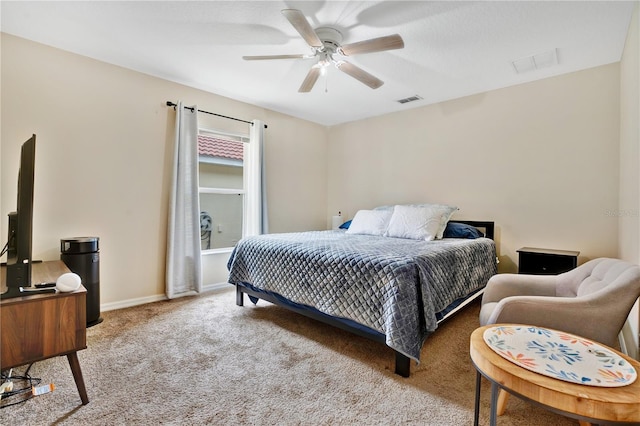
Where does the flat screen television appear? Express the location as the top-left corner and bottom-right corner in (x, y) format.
(1, 134), (54, 299)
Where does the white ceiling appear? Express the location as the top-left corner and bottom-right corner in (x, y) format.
(1, 1), (635, 126)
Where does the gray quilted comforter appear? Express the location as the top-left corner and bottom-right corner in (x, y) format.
(227, 230), (497, 361)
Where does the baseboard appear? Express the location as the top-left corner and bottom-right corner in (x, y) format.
(101, 294), (167, 312)
(100, 282), (234, 312)
(204, 282), (235, 293)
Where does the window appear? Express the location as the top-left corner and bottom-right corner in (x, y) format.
(198, 130), (248, 252)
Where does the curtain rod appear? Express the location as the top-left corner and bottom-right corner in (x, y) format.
(166, 101), (267, 128)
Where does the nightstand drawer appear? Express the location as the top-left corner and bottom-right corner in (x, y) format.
(517, 247), (579, 275)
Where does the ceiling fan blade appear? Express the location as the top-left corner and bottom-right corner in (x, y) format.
(336, 61), (383, 89)
(243, 54), (308, 60)
(282, 9), (323, 48)
(299, 66), (321, 93)
(339, 34), (404, 56)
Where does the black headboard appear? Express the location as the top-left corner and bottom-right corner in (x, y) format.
(449, 220), (495, 240)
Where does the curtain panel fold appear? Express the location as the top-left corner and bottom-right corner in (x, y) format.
(244, 119), (268, 237)
(166, 101), (203, 299)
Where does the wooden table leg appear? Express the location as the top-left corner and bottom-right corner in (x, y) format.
(67, 352), (89, 405)
(497, 388), (510, 415)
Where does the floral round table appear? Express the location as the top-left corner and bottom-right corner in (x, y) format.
(470, 324), (640, 426)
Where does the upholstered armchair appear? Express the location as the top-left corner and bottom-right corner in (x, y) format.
(479, 257), (640, 419)
(480, 257), (640, 347)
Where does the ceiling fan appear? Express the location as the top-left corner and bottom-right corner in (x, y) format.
(243, 9), (404, 92)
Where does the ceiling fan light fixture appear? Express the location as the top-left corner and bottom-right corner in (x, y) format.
(246, 9), (404, 93)
(318, 51), (332, 66)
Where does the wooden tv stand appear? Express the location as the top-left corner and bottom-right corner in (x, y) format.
(1, 260), (89, 405)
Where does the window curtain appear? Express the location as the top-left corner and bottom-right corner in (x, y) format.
(243, 120), (268, 236)
(166, 101), (203, 299)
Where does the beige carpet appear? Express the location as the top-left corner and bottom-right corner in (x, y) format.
(1, 287), (577, 425)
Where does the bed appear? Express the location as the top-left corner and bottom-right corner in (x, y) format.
(227, 215), (497, 377)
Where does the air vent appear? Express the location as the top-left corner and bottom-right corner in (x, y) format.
(396, 95), (423, 104)
(512, 48), (558, 74)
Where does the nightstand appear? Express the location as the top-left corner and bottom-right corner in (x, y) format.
(517, 247), (580, 275)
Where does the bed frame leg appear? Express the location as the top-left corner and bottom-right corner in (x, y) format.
(395, 352), (410, 377)
(236, 285), (244, 306)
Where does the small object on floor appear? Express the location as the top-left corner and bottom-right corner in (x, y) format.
(32, 383), (55, 396)
(0, 381), (14, 399)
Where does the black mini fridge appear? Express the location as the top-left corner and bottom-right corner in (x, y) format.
(61, 237), (102, 327)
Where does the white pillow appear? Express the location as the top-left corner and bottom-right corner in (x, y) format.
(374, 203), (457, 239)
(436, 205), (458, 239)
(384, 205), (448, 241)
(345, 209), (393, 236)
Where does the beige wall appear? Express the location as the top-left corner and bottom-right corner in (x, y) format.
(619, 3), (639, 359)
(1, 34), (328, 307)
(328, 64), (621, 272)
